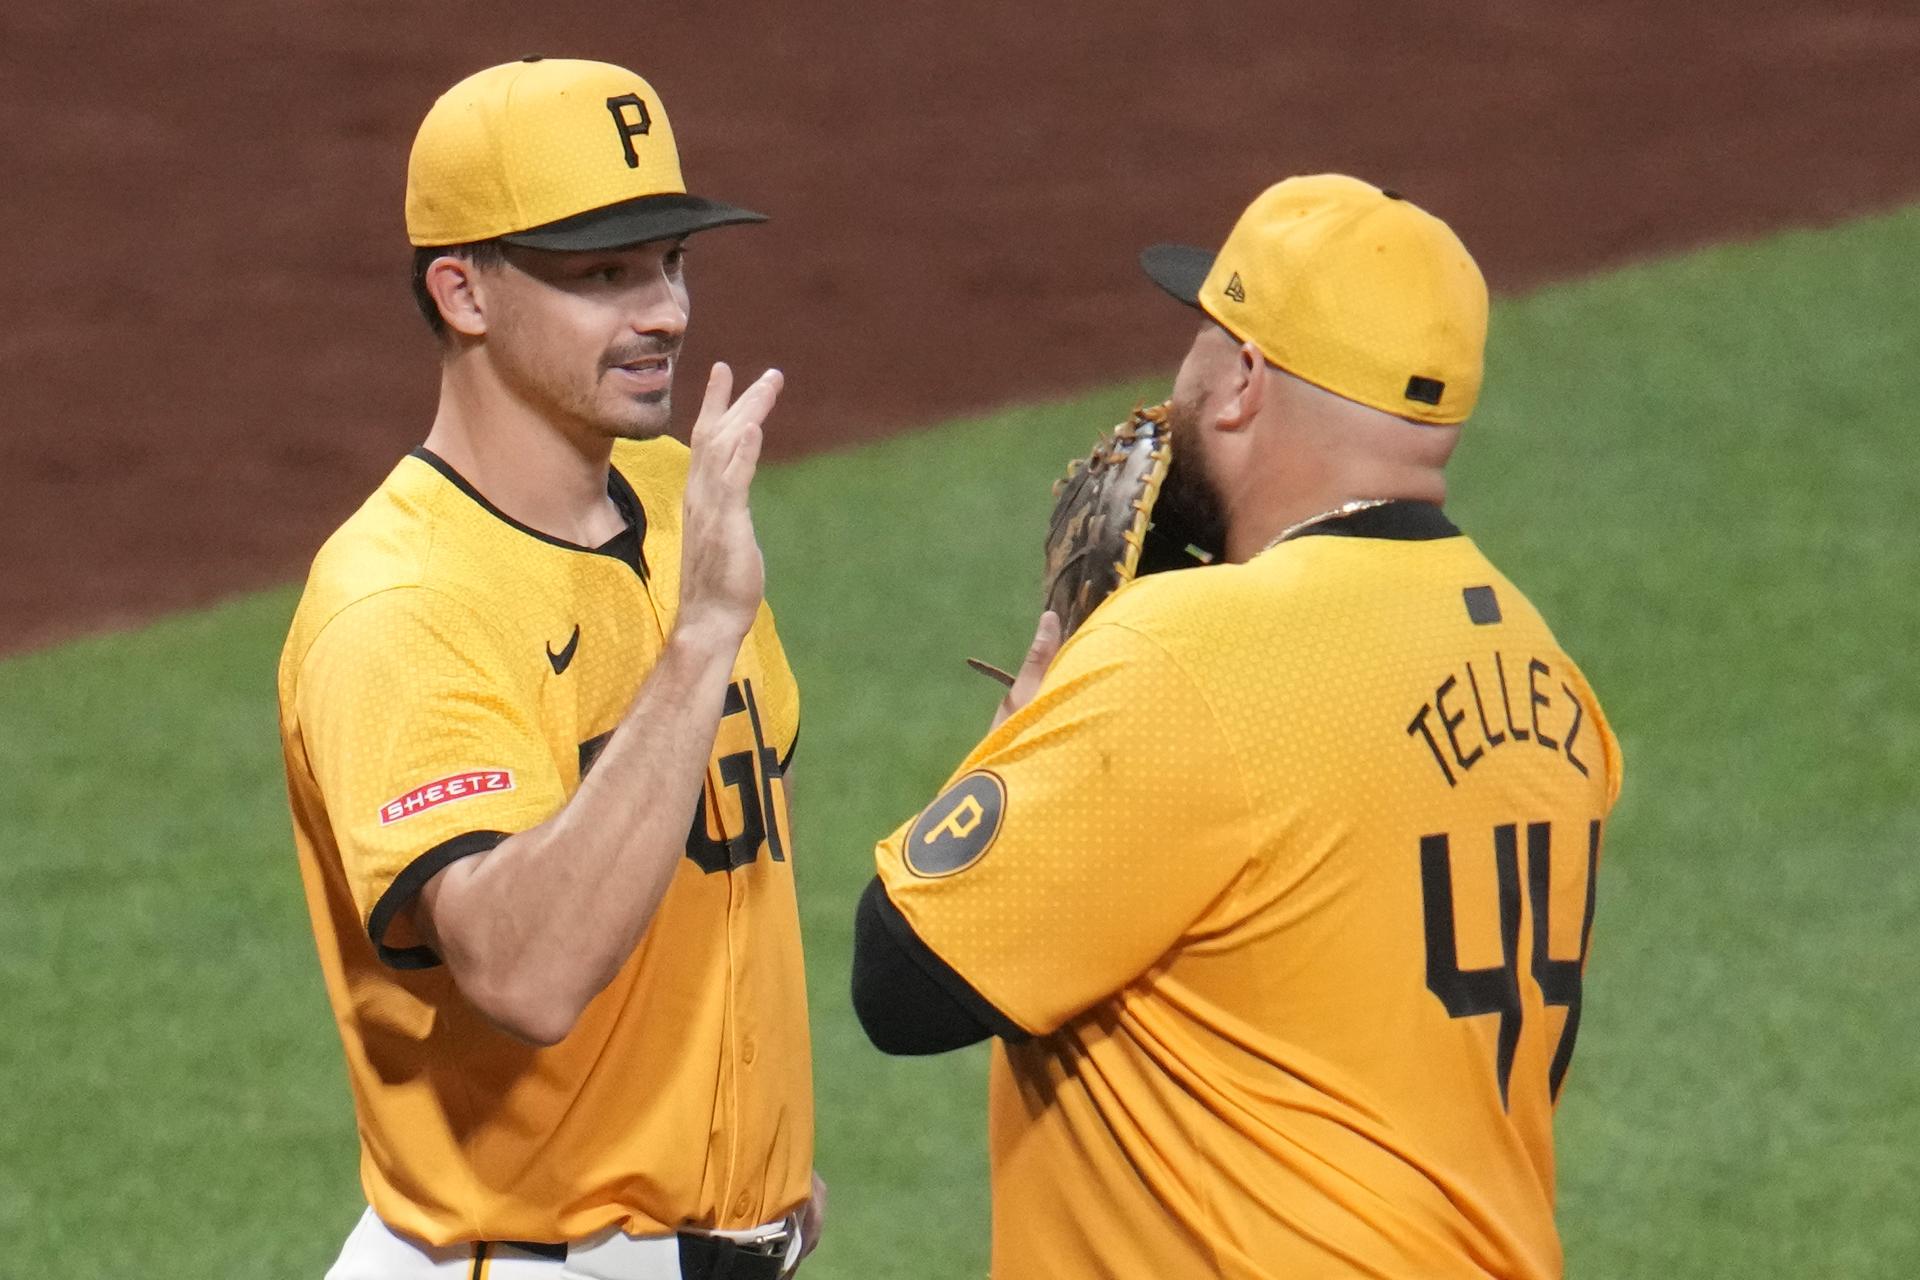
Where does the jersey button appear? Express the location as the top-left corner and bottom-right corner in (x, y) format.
(733, 1191), (752, 1218)
(742, 1037), (757, 1065)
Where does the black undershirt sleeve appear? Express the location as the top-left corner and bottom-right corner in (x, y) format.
(851, 876), (1030, 1054)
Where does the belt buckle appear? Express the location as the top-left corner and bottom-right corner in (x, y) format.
(735, 1220), (794, 1258)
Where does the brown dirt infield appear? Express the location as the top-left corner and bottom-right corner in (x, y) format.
(4, 2), (1918, 653)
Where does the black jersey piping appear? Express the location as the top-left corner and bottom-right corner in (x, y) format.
(367, 829), (510, 969)
(594, 518), (649, 581)
(409, 447), (650, 578)
(1289, 499), (1459, 542)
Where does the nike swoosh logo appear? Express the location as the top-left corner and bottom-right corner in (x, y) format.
(547, 625), (581, 675)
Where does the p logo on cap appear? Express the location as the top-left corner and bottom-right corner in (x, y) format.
(405, 58), (765, 252)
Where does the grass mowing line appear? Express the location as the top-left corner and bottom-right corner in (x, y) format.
(2, 205), (1917, 1276)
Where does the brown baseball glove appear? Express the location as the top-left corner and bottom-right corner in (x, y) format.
(1041, 401), (1175, 636)
(969, 401), (1212, 688)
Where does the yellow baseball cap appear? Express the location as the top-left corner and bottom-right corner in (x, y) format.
(1141, 175), (1488, 423)
(405, 56), (764, 250)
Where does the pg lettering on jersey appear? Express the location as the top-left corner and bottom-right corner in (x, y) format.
(378, 769), (515, 826)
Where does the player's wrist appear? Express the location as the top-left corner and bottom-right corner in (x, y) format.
(668, 608), (752, 665)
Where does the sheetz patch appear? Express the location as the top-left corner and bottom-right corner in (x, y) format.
(378, 769), (514, 826)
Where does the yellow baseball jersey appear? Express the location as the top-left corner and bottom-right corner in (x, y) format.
(876, 504), (1622, 1279)
(278, 440), (812, 1246)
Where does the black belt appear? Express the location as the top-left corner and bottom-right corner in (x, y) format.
(676, 1230), (792, 1280)
(490, 1227), (792, 1280)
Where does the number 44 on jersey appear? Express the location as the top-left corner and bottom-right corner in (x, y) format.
(1420, 818), (1601, 1108)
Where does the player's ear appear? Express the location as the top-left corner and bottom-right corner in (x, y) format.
(425, 255), (490, 340)
(1213, 340), (1267, 433)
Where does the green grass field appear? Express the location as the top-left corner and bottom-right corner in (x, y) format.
(4, 205), (1917, 1277)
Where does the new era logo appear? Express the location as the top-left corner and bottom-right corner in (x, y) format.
(1223, 272), (1247, 303)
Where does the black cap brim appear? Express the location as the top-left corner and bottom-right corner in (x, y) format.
(1140, 243), (1215, 308)
(501, 192), (766, 251)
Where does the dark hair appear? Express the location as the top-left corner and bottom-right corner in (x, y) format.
(411, 240), (508, 338)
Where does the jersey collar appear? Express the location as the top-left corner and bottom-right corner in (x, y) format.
(1288, 499), (1459, 542)
(410, 446), (650, 577)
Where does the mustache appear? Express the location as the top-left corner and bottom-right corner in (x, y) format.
(601, 337), (682, 369)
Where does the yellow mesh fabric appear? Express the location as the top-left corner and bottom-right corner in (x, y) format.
(1198, 175), (1489, 424)
(877, 524), (1621, 1279)
(278, 438), (811, 1245)
(406, 59), (688, 246)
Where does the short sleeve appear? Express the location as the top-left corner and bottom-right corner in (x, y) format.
(874, 621), (1252, 1035)
(295, 588), (568, 967)
(746, 601), (800, 768)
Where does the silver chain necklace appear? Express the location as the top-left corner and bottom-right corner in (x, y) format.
(1259, 498), (1395, 555)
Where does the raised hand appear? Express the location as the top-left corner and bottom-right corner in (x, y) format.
(678, 362), (782, 649)
(990, 610), (1063, 731)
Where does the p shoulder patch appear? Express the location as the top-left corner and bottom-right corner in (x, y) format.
(905, 771), (1006, 878)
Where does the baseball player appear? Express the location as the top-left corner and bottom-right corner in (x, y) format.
(852, 175), (1623, 1278)
(278, 58), (821, 1278)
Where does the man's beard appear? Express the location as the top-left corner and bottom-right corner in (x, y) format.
(1153, 396), (1229, 562)
(599, 338), (680, 440)
(606, 386), (673, 441)
(489, 330), (678, 442)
